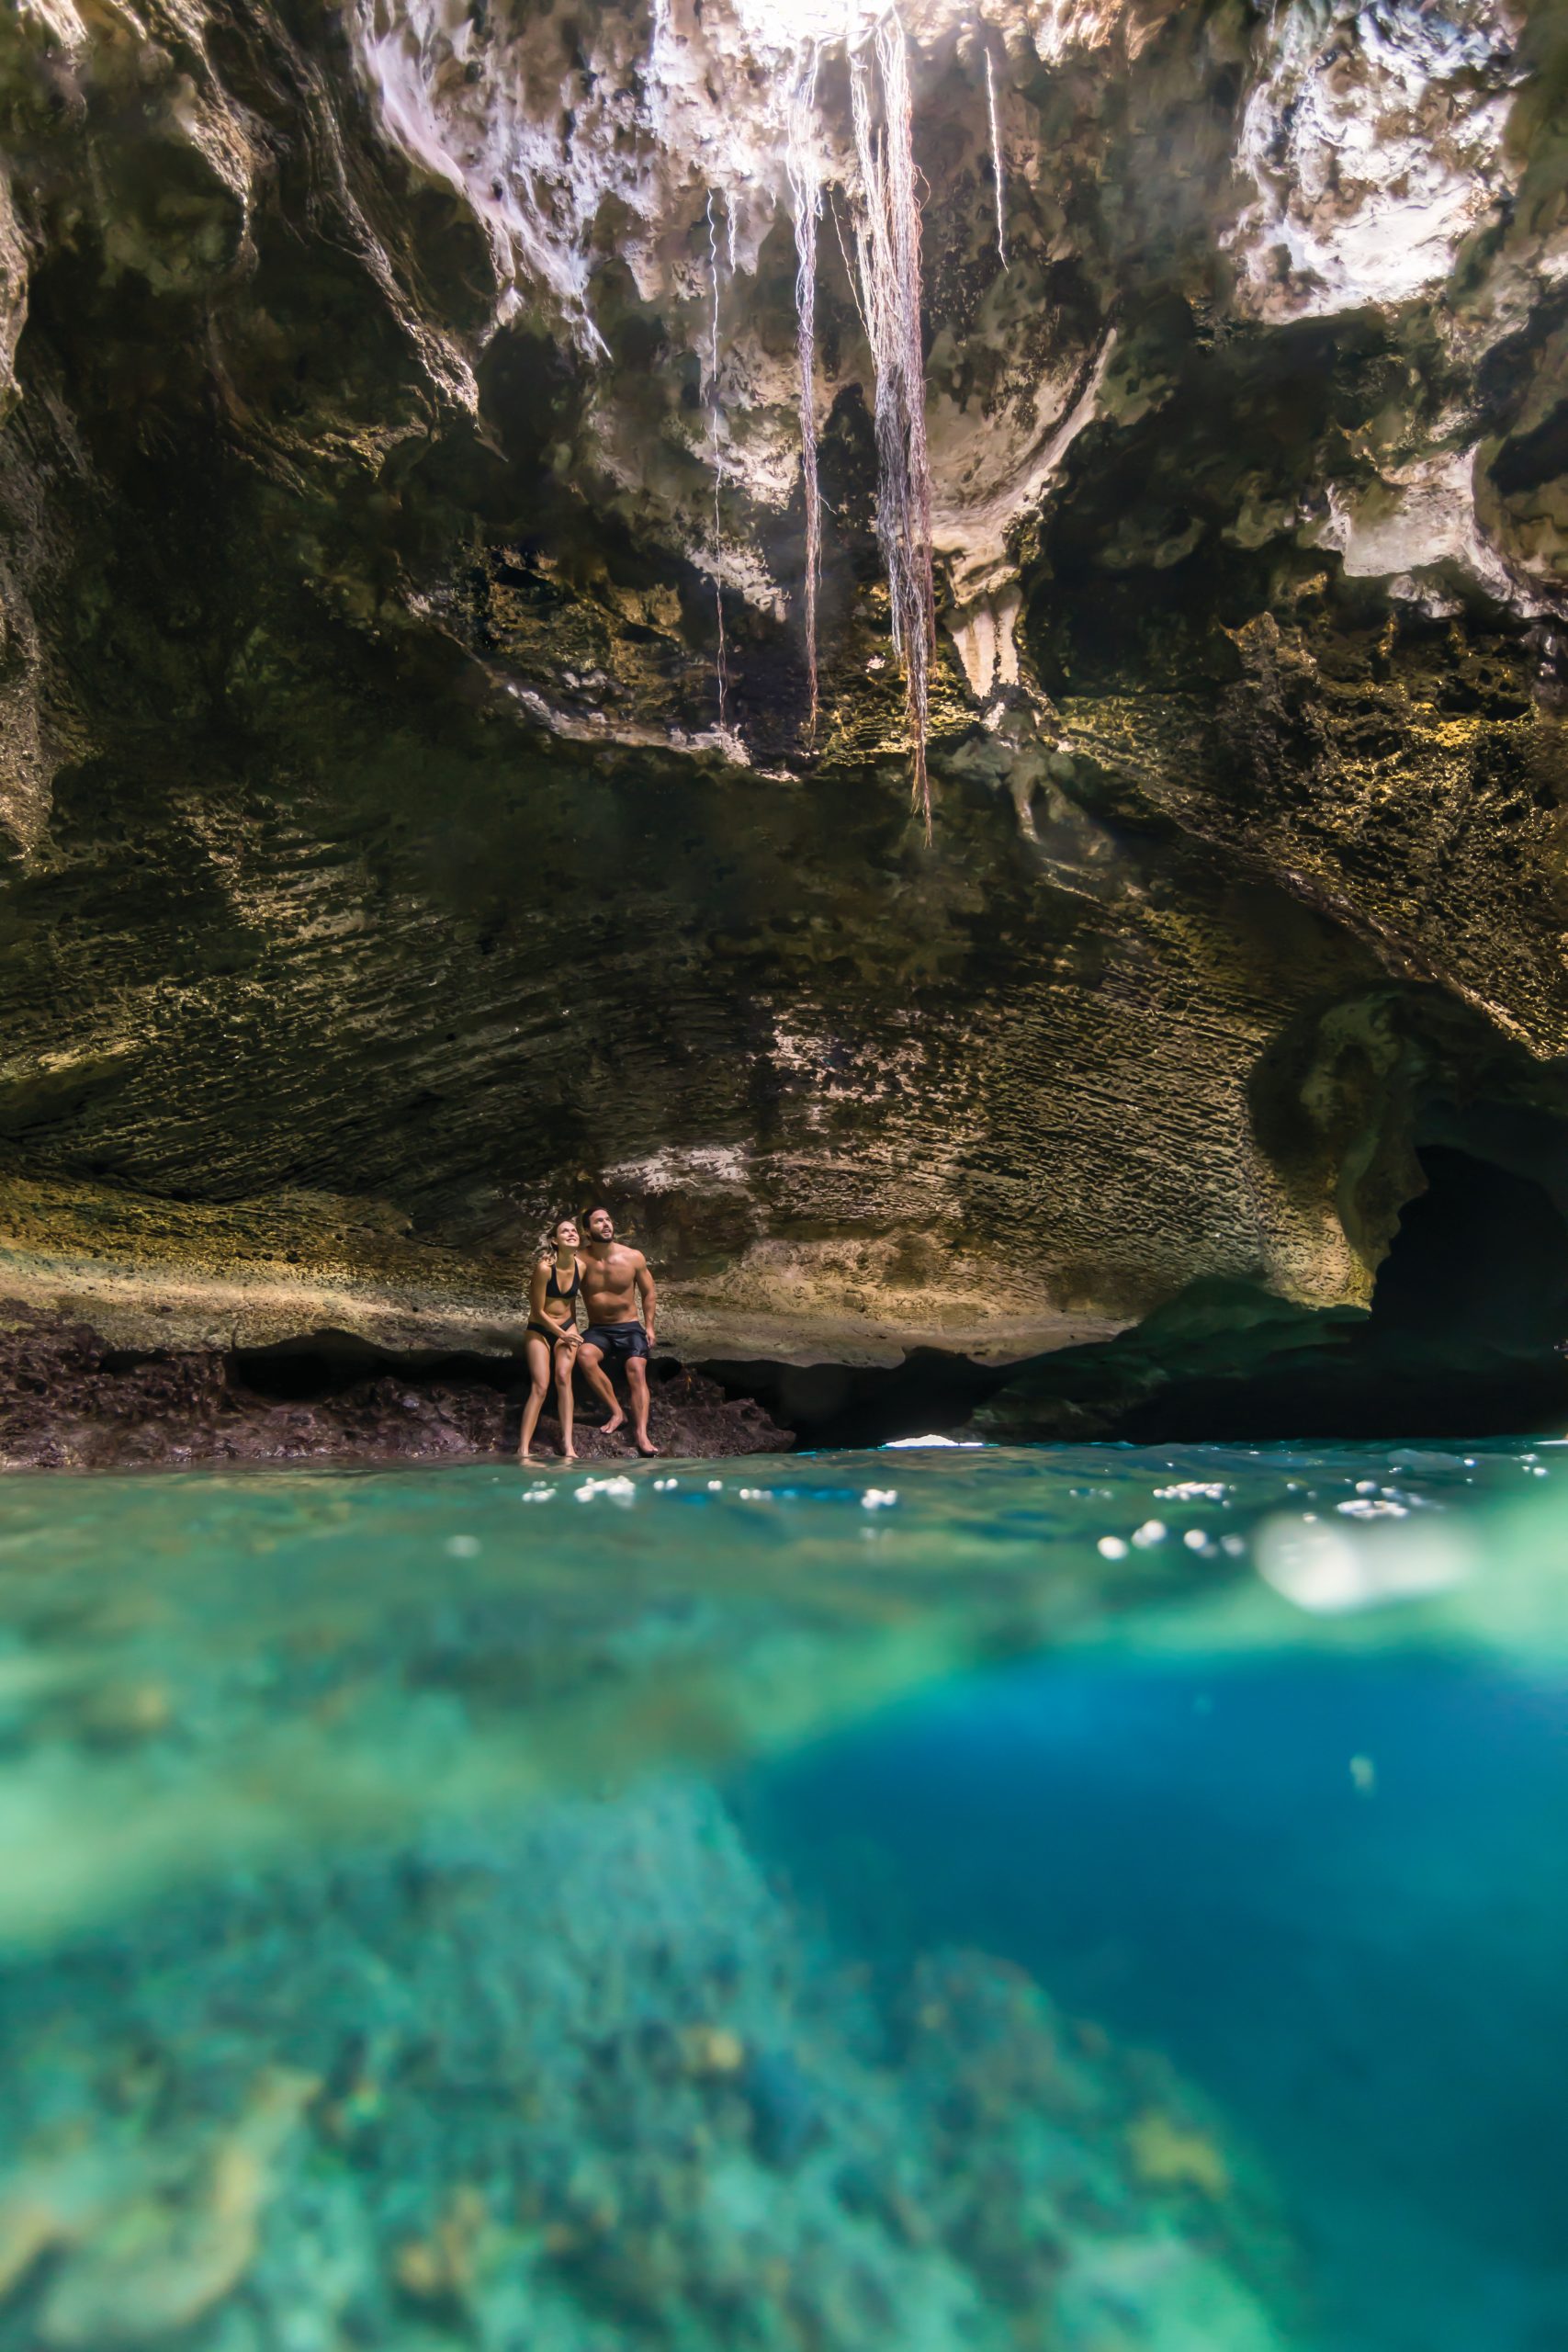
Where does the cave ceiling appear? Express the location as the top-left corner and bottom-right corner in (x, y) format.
(1, 0), (1568, 1363)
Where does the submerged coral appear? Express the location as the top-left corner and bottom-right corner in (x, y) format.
(0, 1781), (1301, 2351)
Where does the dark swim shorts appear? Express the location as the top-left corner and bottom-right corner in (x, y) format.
(582, 1322), (651, 1363)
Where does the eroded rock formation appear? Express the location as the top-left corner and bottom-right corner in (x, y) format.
(2, 0), (1568, 1425)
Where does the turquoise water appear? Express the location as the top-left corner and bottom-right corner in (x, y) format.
(0, 1442), (1565, 2349)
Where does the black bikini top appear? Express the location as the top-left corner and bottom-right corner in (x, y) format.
(545, 1258), (581, 1305)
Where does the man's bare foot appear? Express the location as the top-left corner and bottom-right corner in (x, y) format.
(635, 1436), (660, 1456)
(602, 1413), (626, 1437)
(562, 1446), (578, 1462)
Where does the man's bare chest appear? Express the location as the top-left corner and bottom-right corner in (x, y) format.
(583, 1250), (636, 1302)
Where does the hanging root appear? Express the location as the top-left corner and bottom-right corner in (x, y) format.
(787, 50), (823, 743)
(881, 9), (936, 837)
(880, 15), (936, 673)
(850, 10), (936, 836)
(986, 48), (1008, 270)
(705, 187), (728, 733)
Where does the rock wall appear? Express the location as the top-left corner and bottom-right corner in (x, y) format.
(1, 0), (1567, 1391)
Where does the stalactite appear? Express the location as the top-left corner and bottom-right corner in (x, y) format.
(986, 49), (1009, 271)
(705, 187), (728, 734)
(849, 10), (936, 837)
(786, 49), (823, 744)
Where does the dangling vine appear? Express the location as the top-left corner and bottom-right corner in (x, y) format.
(986, 47), (1009, 270)
(786, 48), (824, 744)
(705, 187), (729, 734)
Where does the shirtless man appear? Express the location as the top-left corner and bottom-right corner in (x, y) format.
(577, 1205), (660, 1456)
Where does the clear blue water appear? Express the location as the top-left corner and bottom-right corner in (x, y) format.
(0, 1441), (1564, 2350)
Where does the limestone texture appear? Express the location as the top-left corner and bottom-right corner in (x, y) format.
(3, 0), (1568, 1423)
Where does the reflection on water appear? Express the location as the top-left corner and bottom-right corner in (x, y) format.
(0, 1442), (1564, 2349)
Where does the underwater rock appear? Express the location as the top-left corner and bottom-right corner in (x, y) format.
(741, 2045), (824, 2169)
(36, 2069), (319, 2348)
(0, 1781), (1303, 2352)
(1126, 2107), (1232, 2201)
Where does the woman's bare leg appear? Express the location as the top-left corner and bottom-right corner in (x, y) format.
(555, 1345), (578, 1461)
(518, 1333), (552, 1459)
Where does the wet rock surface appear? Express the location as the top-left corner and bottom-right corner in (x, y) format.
(0, 1303), (789, 1469)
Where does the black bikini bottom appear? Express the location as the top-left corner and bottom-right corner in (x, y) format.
(526, 1320), (578, 1349)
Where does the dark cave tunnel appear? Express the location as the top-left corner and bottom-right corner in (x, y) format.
(1369, 1143), (1568, 1360)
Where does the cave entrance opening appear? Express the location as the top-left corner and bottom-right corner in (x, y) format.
(1369, 1140), (1568, 1364)
(1326, 1135), (1568, 1436)
(1152, 1135), (1568, 1443)
(982, 1131), (1568, 1447)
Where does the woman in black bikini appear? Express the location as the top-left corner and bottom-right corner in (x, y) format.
(518, 1216), (585, 1462)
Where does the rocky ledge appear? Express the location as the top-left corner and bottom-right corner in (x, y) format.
(0, 1304), (790, 1471)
